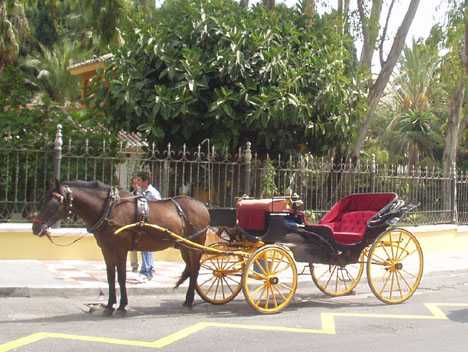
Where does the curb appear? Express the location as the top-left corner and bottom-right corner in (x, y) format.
(0, 285), (188, 298)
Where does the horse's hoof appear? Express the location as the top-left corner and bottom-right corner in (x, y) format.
(115, 308), (127, 317)
(102, 307), (114, 316)
(183, 302), (194, 309)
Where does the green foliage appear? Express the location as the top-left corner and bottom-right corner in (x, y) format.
(91, 0), (365, 155)
(0, 65), (114, 147)
(260, 158), (278, 197)
(27, 0), (59, 47)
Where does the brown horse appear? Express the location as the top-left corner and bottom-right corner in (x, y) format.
(32, 179), (210, 316)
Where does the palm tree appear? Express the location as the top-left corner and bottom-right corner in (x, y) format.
(28, 39), (89, 103)
(0, 0), (30, 71)
(385, 39), (445, 168)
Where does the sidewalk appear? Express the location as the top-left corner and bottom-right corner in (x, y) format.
(1, 248), (468, 298)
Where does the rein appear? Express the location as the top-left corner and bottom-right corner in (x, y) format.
(86, 187), (120, 233)
(45, 232), (86, 247)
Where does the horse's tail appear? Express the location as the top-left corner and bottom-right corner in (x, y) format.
(174, 267), (190, 288)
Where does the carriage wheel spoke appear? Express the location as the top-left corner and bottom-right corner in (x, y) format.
(220, 275), (226, 300)
(254, 259), (268, 276)
(316, 265), (335, 280)
(379, 242), (393, 261)
(271, 253), (284, 273)
(198, 276), (215, 288)
(378, 270), (391, 295)
(389, 272), (395, 299)
(225, 275), (241, 285)
(222, 277), (235, 295)
(214, 276), (221, 300)
(264, 285), (271, 309)
(394, 269), (404, 299)
(397, 270), (413, 292)
(394, 231), (403, 260)
(254, 286), (267, 306)
(272, 284), (287, 302)
(400, 268), (418, 279)
(398, 249), (417, 262)
(271, 285), (279, 308)
(388, 231), (395, 259)
(222, 259), (240, 272)
(396, 237), (412, 261)
(324, 265), (337, 290)
(278, 282), (293, 291)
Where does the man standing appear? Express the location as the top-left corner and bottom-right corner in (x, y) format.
(135, 171), (161, 280)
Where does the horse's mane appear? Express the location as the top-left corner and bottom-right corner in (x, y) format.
(63, 180), (111, 191)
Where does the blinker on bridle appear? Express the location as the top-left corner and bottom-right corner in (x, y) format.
(33, 185), (74, 225)
(52, 185), (74, 220)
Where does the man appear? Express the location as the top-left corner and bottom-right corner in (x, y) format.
(135, 171), (161, 280)
(129, 176), (141, 273)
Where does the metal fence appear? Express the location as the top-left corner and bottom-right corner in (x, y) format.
(0, 125), (467, 225)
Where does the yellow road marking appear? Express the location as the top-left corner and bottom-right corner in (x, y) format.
(1, 303), (467, 351)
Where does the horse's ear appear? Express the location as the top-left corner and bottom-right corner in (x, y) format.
(49, 177), (60, 190)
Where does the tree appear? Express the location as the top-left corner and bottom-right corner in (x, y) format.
(442, 1), (467, 176)
(382, 39), (443, 167)
(0, 0), (30, 71)
(352, 0), (421, 161)
(90, 0), (364, 156)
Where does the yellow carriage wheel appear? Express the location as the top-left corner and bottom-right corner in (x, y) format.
(310, 249), (366, 297)
(242, 245), (297, 314)
(367, 228), (424, 304)
(196, 243), (244, 305)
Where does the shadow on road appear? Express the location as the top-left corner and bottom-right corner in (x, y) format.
(447, 309), (468, 323)
(0, 292), (382, 325)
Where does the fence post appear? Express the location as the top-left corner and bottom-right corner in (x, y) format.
(451, 161), (458, 224)
(162, 143), (171, 198)
(371, 153), (376, 193)
(243, 141), (252, 196)
(53, 124), (63, 181)
(53, 124), (63, 228)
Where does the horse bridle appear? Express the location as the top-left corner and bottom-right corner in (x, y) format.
(52, 185), (74, 220)
(32, 186), (74, 228)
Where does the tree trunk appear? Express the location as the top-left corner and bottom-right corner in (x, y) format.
(443, 81), (465, 175)
(352, 0), (420, 161)
(262, 0), (275, 10)
(240, 0), (249, 8)
(358, 0), (383, 70)
(443, 2), (468, 176)
(304, 0), (315, 28)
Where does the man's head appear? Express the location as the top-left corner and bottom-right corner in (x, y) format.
(130, 175), (141, 192)
(136, 171), (151, 189)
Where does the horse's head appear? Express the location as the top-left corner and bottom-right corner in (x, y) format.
(32, 178), (74, 237)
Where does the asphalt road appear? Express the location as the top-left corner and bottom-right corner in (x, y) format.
(1, 269), (468, 352)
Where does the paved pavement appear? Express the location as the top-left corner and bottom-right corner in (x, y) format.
(1, 247), (468, 297)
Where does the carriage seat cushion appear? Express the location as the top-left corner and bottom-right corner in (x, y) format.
(236, 198), (289, 231)
(328, 210), (377, 245)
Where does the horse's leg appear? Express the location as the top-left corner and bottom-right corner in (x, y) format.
(179, 247), (202, 308)
(104, 263), (116, 316)
(116, 251), (129, 316)
(102, 247), (117, 316)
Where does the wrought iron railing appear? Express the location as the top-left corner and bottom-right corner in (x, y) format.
(0, 125), (466, 226)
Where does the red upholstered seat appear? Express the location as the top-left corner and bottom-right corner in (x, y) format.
(333, 210), (377, 244)
(319, 193), (397, 245)
(237, 198), (289, 231)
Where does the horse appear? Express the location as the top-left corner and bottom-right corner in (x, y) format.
(31, 179), (210, 316)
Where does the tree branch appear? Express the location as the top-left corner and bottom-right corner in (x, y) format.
(379, 0), (396, 67)
(357, 0), (368, 66)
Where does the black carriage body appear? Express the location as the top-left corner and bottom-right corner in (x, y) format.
(213, 193), (404, 266)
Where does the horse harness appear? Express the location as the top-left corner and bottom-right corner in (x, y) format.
(47, 186), (205, 249)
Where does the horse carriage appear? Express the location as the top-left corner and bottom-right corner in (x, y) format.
(32, 180), (423, 316)
(195, 193), (424, 314)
